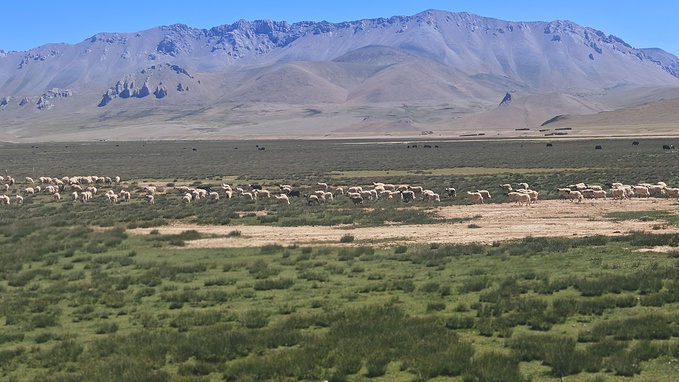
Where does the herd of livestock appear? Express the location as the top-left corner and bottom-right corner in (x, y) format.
(0, 174), (675, 208)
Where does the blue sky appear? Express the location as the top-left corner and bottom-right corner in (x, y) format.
(2, 1), (677, 56)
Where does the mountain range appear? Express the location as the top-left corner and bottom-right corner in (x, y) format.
(1, 9), (678, 142)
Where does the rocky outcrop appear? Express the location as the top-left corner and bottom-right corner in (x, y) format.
(154, 85), (167, 98)
(98, 63), (196, 106)
(499, 92), (512, 106)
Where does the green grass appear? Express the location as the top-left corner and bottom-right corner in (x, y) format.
(0, 137), (679, 380)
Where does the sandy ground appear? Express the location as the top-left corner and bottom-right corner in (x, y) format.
(128, 198), (679, 248)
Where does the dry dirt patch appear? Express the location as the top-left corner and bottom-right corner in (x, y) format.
(128, 199), (679, 248)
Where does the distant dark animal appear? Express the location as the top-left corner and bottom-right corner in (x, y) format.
(424, 145), (432, 148)
(401, 190), (416, 202)
(445, 187), (457, 197)
(632, 141), (639, 145)
(289, 189), (301, 198)
(349, 194), (363, 204)
(595, 145), (602, 150)
(249, 184), (263, 190)
(663, 144), (675, 150)
(546, 143), (553, 147)
(258, 147), (265, 150)
(412, 145), (417, 148)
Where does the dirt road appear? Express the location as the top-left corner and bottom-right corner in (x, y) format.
(129, 198), (679, 248)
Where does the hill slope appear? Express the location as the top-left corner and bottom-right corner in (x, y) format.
(1, 10), (679, 141)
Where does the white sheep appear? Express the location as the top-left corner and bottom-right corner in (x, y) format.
(423, 191), (440, 202)
(323, 192), (334, 202)
(182, 193), (192, 204)
(665, 188), (679, 198)
(209, 191), (220, 201)
(517, 182), (529, 190)
(477, 190), (491, 200)
(120, 190), (131, 202)
(611, 188), (626, 200)
(0, 195), (10, 205)
(333, 187), (344, 197)
(568, 190), (583, 202)
(25, 177), (34, 184)
(499, 184), (513, 194)
(632, 186), (650, 197)
(146, 194), (155, 205)
(255, 189), (270, 199)
(306, 194), (320, 205)
(317, 182), (329, 190)
(53, 193), (61, 202)
(467, 191), (484, 204)
(275, 194), (290, 204)
(15, 195), (23, 204)
(592, 190), (607, 199)
(71, 191), (78, 201)
(23, 187), (35, 195)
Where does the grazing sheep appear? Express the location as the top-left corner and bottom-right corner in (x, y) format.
(409, 186), (423, 193)
(477, 190), (491, 200)
(224, 190), (233, 199)
(222, 184), (232, 192)
(105, 193), (118, 204)
(146, 194), (155, 205)
(81, 191), (93, 203)
(499, 184), (513, 194)
(15, 195), (23, 204)
(665, 188), (679, 198)
(53, 193), (61, 202)
(71, 191), (78, 201)
(347, 186), (363, 194)
(526, 190), (539, 203)
(317, 182), (329, 190)
(306, 194), (320, 205)
(0, 195), (10, 205)
(255, 189), (270, 199)
(517, 183), (529, 190)
(444, 187), (456, 197)
(323, 192), (334, 202)
(507, 192), (522, 203)
(145, 186), (157, 195)
(348, 193), (364, 204)
(508, 192), (531, 205)
(611, 188), (626, 200)
(467, 191), (484, 204)
(115, 176), (121, 184)
(333, 187), (344, 197)
(209, 191), (220, 201)
(25, 177), (34, 184)
(23, 187), (35, 195)
(592, 190), (607, 199)
(648, 185), (666, 196)
(241, 192), (255, 201)
(423, 191), (440, 202)
(275, 194), (290, 204)
(120, 190), (131, 202)
(568, 190), (583, 202)
(632, 186), (650, 197)
(182, 193), (192, 204)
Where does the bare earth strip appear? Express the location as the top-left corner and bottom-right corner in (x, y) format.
(129, 199), (679, 248)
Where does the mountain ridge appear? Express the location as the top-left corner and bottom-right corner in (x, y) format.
(1, 9), (678, 141)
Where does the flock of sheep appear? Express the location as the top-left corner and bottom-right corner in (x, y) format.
(1, 174), (676, 209)
(556, 182), (678, 202)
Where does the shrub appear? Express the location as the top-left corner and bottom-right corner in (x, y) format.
(340, 234), (355, 243)
(427, 302), (446, 312)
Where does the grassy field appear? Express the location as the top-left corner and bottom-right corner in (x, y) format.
(1, 137), (679, 381)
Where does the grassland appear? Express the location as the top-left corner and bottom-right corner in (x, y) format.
(1, 137), (679, 381)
